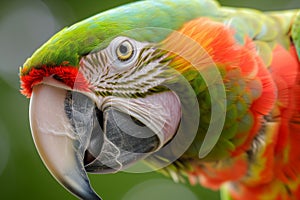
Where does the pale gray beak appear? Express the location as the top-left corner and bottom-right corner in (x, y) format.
(29, 84), (161, 199)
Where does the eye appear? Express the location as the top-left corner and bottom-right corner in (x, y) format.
(116, 40), (134, 61)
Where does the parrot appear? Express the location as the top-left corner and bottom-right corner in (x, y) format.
(19, 0), (300, 199)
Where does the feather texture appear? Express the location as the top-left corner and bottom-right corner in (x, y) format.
(19, 0), (300, 199)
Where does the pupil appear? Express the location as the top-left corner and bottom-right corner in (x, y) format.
(119, 44), (128, 54)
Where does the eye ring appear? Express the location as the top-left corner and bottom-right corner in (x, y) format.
(116, 40), (134, 61)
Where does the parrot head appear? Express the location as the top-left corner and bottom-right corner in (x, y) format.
(20, 0), (224, 199)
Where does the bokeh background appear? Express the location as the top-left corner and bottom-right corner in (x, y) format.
(0, 0), (299, 199)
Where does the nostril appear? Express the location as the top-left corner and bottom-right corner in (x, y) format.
(53, 74), (64, 83)
(95, 107), (104, 130)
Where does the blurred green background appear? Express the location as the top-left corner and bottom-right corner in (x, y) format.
(0, 0), (299, 199)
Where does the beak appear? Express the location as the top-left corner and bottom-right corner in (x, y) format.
(30, 84), (101, 199)
(84, 107), (160, 173)
(29, 83), (166, 199)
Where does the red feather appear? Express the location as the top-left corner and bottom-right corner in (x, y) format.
(20, 66), (90, 97)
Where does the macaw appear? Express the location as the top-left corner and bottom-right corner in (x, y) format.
(19, 0), (300, 199)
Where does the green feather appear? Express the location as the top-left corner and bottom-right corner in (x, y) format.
(292, 10), (300, 58)
(21, 0), (220, 75)
(20, 0), (300, 189)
